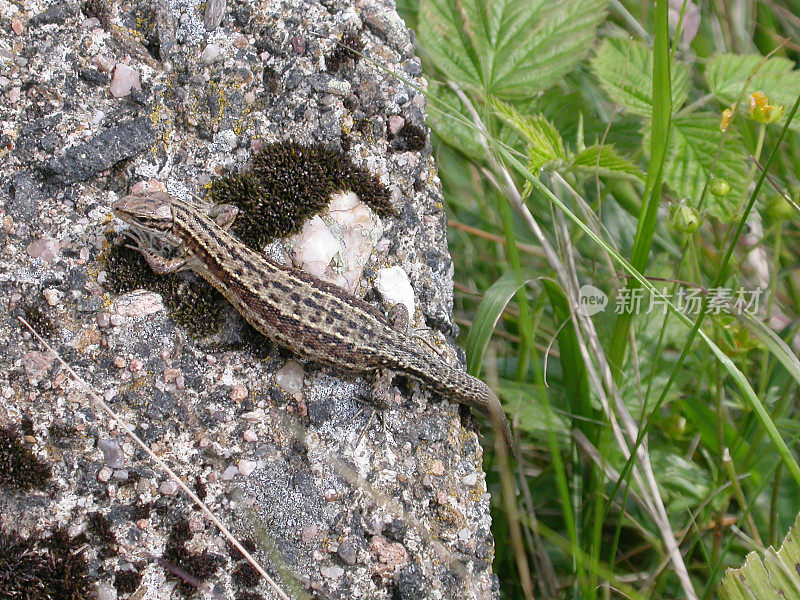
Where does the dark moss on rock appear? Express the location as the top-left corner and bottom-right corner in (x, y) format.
(389, 121), (427, 153)
(231, 562), (261, 588)
(0, 425), (51, 491)
(114, 569), (142, 595)
(326, 29), (365, 72)
(22, 304), (56, 338)
(103, 244), (227, 338)
(0, 523), (93, 600)
(162, 515), (223, 595)
(87, 512), (117, 557)
(206, 141), (395, 250)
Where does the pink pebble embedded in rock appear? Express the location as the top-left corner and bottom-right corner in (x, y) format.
(22, 351), (53, 386)
(110, 63), (141, 98)
(230, 385), (248, 402)
(369, 536), (408, 577)
(11, 18), (24, 35)
(42, 288), (62, 306)
(238, 459), (257, 477)
(301, 525), (318, 543)
(7, 87), (20, 103)
(159, 480), (179, 495)
(95, 54), (115, 73)
(112, 291), (164, 317)
(388, 114), (405, 135)
(26, 237), (61, 262)
(243, 429), (258, 442)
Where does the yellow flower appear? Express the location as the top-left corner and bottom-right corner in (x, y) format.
(748, 90), (784, 124)
(720, 107), (734, 132)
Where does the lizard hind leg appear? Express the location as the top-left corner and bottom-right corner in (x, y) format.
(353, 367), (396, 450)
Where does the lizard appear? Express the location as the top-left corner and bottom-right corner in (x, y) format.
(111, 191), (517, 458)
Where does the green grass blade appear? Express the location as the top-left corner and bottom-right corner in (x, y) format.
(607, 0), (673, 376)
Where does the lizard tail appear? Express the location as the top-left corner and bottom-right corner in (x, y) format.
(401, 353), (518, 459)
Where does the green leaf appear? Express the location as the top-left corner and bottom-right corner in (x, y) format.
(418, 0), (608, 100)
(659, 112), (748, 221)
(499, 380), (572, 439)
(719, 512), (800, 600)
(492, 98), (567, 174)
(425, 81), (486, 162)
(465, 270), (541, 375)
(591, 37), (691, 116)
(705, 54), (800, 130)
(541, 279), (596, 441)
(571, 143), (644, 180)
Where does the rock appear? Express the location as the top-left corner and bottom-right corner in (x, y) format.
(109, 63), (141, 98)
(22, 351), (53, 385)
(275, 360), (304, 395)
(238, 459), (257, 477)
(375, 266), (415, 324)
(240, 408), (266, 422)
(221, 465), (240, 481)
(230, 384), (248, 402)
(98, 438), (126, 468)
(29, 3), (78, 27)
(8, 173), (42, 221)
(388, 115), (405, 135)
(204, 0), (226, 30)
(26, 238), (61, 262)
(369, 536), (408, 577)
(336, 540), (358, 566)
(159, 480), (179, 495)
(320, 565), (344, 579)
(201, 43), (222, 65)
(42, 117), (156, 184)
(112, 291), (164, 317)
(42, 288), (62, 306)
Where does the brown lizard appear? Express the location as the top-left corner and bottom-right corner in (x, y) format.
(112, 192), (516, 458)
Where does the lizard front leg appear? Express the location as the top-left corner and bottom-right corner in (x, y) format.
(123, 229), (191, 274)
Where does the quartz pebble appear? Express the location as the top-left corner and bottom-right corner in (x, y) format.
(238, 459), (257, 476)
(221, 465), (240, 481)
(375, 266), (415, 323)
(201, 43), (222, 65)
(98, 438), (126, 468)
(110, 63), (141, 98)
(275, 360), (304, 394)
(26, 237), (60, 262)
(159, 480), (179, 495)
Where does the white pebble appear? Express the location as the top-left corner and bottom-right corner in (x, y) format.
(201, 43), (222, 65)
(375, 266), (415, 324)
(110, 63), (141, 98)
(275, 360), (304, 395)
(238, 459), (258, 477)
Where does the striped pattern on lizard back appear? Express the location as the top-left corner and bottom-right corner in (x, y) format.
(114, 194), (517, 457)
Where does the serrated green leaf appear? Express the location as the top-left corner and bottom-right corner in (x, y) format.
(425, 81), (486, 162)
(659, 113), (748, 221)
(719, 513), (800, 600)
(705, 54), (800, 130)
(418, 0), (608, 100)
(571, 143), (644, 180)
(591, 37), (691, 116)
(491, 98), (567, 174)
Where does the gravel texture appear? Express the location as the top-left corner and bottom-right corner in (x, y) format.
(0, 1), (499, 598)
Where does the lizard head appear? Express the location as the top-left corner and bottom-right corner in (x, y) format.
(112, 192), (177, 239)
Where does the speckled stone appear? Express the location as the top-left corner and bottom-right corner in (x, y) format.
(0, 1), (497, 599)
